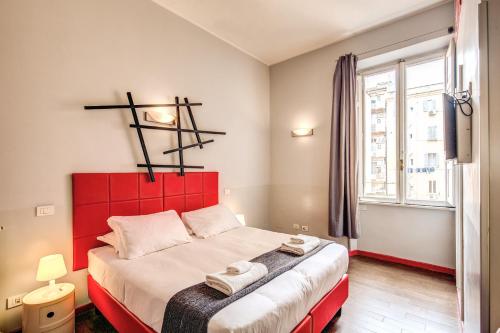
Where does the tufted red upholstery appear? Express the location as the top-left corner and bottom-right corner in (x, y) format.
(72, 172), (218, 271)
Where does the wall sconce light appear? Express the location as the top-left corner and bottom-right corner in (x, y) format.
(291, 128), (314, 137)
(144, 109), (176, 125)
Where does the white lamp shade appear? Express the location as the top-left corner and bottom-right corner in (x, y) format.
(36, 254), (67, 282)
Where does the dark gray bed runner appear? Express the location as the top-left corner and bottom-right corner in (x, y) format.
(161, 239), (334, 333)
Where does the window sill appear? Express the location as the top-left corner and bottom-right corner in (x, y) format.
(359, 200), (455, 211)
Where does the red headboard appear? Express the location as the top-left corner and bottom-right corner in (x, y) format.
(72, 172), (218, 271)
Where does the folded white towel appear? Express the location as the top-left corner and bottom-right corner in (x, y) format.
(280, 237), (321, 256)
(226, 260), (253, 275)
(206, 263), (268, 296)
(290, 234), (317, 244)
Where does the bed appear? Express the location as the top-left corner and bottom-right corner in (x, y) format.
(73, 172), (349, 333)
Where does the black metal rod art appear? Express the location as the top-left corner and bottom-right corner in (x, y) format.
(84, 102), (202, 110)
(175, 96), (185, 176)
(126, 92), (155, 182)
(185, 97), (203, 148)
(84, 92), (225, 182)
(137, 164), (204, 169)
(129, 124), (226, 135)
(163, 140), (214, 154)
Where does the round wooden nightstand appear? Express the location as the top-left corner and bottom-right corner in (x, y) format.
(22, 283), (75, 333)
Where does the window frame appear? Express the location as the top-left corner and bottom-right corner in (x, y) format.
(358, 51), (454, 208)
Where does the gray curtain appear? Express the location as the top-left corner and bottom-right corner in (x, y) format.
(328, 53), (360, 239)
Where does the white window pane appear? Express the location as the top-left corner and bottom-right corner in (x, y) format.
(363, 69), (397, 199)
(405, 58), (446, 202)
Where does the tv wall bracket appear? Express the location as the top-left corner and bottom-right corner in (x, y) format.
(447, 90), (473, 117)
(84, 92), (226, 182)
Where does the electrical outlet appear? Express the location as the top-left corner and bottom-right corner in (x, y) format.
(224, 188), (231, 196)
(6, 293), (26, 309)
(292, 224), (300, 230)
(301, 225), (309, 232)
(36, 205), (55, 217)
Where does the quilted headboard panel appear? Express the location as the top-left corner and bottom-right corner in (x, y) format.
(72, 172), (218, 271)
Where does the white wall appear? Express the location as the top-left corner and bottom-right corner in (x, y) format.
(485, 0), (500, 331)
(0, 1), (270, 331)
(358, 204), (455, 267)
(269, 2), (456, 267)
(455, 0), (488, 332)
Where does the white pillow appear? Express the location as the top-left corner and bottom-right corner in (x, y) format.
(181, 204), (242, 238)
(107, 210), (191, 259)
(97, 232), (119, 253)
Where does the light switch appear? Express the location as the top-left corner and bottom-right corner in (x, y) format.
(36, 205), (55, 217)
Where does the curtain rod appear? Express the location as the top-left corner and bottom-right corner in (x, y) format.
(353, 26), (454, 60)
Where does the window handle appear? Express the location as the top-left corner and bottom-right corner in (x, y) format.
(400, 159), (404, 171)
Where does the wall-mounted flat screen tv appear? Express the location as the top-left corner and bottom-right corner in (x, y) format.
(443, 93), (457, 160)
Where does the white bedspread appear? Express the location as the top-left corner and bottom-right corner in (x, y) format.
(88, 227), (348, 333)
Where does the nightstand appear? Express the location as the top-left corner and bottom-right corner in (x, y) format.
(22, 283), (75, 333)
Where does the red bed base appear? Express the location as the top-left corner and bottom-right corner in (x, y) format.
(88, 274), (348, 333)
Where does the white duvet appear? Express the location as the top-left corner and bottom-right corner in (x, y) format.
(88, 227), (348, 333)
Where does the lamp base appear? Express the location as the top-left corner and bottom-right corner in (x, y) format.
(41, 280), (61, 298)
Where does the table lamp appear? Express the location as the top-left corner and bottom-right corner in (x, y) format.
(36, 254), (67, 291)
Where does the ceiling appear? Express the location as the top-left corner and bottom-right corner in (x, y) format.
(152, 0), (448, 65)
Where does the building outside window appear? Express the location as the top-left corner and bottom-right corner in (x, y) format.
(361, 69), (397, 198)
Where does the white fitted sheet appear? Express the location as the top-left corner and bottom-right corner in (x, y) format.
(88, 227), (348, 333)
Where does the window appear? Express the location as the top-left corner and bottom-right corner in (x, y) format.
(427, 126), (438, 141)
(423, 99), (436, 113)
(428, 180), (437, 193)
(424, 153), (438, 168)
(360, 54), (452, 207)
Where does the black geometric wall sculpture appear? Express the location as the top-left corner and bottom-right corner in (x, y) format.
(84, 92), (226, 182)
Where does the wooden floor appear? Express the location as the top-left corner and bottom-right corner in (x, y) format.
(326, 256), (460, 333)
(76, 256), (460, 333)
